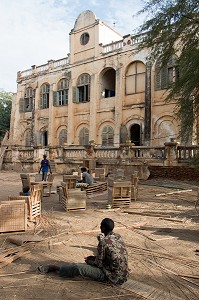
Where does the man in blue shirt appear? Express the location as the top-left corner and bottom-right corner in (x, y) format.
(39, 154), (52, 181)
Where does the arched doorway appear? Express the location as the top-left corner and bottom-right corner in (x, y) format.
(130, 124), (141, 146)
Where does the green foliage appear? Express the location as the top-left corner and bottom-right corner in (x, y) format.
(137, 0), (199, 141)
(0, 89), (13, 141)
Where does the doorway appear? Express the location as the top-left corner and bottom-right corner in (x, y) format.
(130, 124), (141, 146)
(42, 131), (48, 147)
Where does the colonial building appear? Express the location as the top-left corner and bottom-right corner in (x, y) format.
(9, 10), (180, 150)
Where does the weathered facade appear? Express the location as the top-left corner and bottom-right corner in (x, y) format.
(10, 10), (182, 150)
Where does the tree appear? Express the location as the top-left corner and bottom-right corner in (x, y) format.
(0, 89), (13, 142)
(137, 0), (199, 142)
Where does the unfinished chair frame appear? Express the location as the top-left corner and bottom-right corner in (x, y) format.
(0, 200), (27, 233)
(59, 182), (86, 211)
(63, 175), (77, 189)
(9, 184), (42, 221)
(85, 182), (107, 196)
(108, 181), (131, 208)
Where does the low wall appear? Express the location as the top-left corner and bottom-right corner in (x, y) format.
(149, 166), (199, 182)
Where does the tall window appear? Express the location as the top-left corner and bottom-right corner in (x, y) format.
(102, 126), (114, 146)
(59, 128), (67, 146)
(19, 87), (34, 113)
(155, 55), (178, 90)
(126, 61), (145, 94)
(79, 127), (89, 145)
(73, 73), (90, 103)
(24, 87), (33, 112)
(40, 83), (50, 109)
(54, 78), (69, 106)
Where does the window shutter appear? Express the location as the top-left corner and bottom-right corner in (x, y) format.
(19, 98), (24, 113)
(88, 84), (90, 101)
(63, 90), (68, 105)
(120, 125), (128, 144)
(161, 66), (168, 89)
(155, 62), (161, 90)
(53, 91), (58, 106)
(72, 87), (79, 103)
(39, 93), (43, 109)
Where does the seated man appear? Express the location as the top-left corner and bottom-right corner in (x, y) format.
(76, 167), (94, 188)
(38, 218), (129, 285)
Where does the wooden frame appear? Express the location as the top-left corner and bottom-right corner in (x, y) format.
(108, 181), (131, 208)
(85, 182), (107, 195)
(59, 182), (86, 211)
(0, 200), (27, 233)
(63, 175), (77, 189)
(9, 184), (42, 221)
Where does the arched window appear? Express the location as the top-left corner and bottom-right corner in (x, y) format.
(126, 61), (145, 94)
(25, 130), (32, 147)
(155, 55), (178, 90)
(40, 83), (50, 109)
(79, 127), (89, 145)
(24, 87), (34, 112)
(73, 73), (90, 103)
(54, 78), (69, 106)
(59, 128), (67, 146)
(102, 126), (114, 146)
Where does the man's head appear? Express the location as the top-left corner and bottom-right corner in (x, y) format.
(81, 167), (87, 173)
(100, 218), (114, 235)
(43, 154), (47, 159)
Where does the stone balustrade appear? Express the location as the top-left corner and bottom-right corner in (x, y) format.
(3, 143), (199, 166)
(17, 57), (70, 81)
(102, 40), (123, 53)
(177, 145), (199, 161)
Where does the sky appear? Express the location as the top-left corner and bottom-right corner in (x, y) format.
(0, 0), (146, 93)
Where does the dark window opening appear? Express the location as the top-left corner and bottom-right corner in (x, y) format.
(101, 69), (116, 99)
(80, 33), (89, 45)
(130, 124), (141, 146)
(78, 85), (89, 102)
(42, 131), (48, 147)
(105, 89), (115, 98)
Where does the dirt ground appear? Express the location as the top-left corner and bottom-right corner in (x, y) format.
(0, 171), (199, 300)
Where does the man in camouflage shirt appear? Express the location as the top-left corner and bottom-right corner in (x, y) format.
(91, 219), (129, 284)
(38, 218), (129, 285)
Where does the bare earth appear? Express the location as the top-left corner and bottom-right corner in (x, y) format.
(0, 171), (199, 300)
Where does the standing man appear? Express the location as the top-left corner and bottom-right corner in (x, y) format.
(39, 154), (52, 181)
(38, 218), (129, 285)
